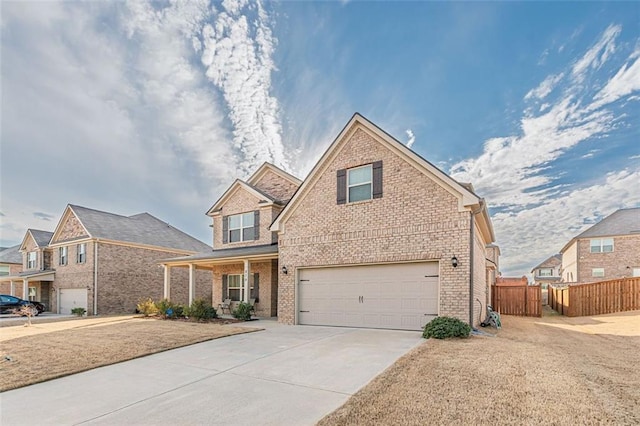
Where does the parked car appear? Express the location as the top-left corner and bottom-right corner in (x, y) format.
(0, 294), (45, 316)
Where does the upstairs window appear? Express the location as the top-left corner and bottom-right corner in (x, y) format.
(538, 268), (553, 277)
(337, 161), (383, 204)
(223, 211), (260, 243)
(27, 252), (37, 269)
(77, 243), (86, 264)
(59, 246), (68, 266)
(592, 268), (605, 277)
(0, 265), (9, 276)
(590, 238), (614, 253)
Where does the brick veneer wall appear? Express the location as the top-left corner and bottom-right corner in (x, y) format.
(576, 235), (640, 282)
(212, 189), (281, 249)
(277, 126), (474, 325)
(49, 242), (95, 314)
(251, 169), (299, 203)
(211, 260), (277, 317)
(54, 211), (88, 241)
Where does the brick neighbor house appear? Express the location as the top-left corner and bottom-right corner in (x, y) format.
(531, 254), (562, 289)
(560, 208), (640, 283)
(0, 205), (212, 315)
(164, 113), (498, 329)
(0, 245), (25, 295)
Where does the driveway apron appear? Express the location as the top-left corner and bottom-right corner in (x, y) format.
(1, 321), (422, 425)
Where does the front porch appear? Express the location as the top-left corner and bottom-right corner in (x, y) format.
(0, 270), (55, 311)
(161, 244), (279, 317)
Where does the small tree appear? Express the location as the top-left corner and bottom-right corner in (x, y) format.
(13, 305), (37, 327)
(136, 298), (159, 317)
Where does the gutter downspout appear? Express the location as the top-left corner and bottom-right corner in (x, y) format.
(94, 240), (98, 316)
(469, 201), (485, 326)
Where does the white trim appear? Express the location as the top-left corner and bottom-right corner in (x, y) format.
(50, 205), (92, 245)
(247, 162), (302, 187)
(206, 180), (277, 216)
(347, 164), (373, 203)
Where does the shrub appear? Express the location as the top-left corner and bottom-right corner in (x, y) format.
(156, 299), (175, 318)
(184, 299), (217, 321)
(71, 307), (86, 317)
(232, 301), (254, 321)
(136, 298), (159, 317)
(423, 316), (471, 339)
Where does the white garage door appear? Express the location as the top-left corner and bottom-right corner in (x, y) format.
(59, 288), (88, 314)
(298, 262), (439, 331)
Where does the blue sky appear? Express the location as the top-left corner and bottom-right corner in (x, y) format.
(1, 1), (639, 276)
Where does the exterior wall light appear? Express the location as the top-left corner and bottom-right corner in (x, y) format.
(281, 266), (288, 275)
(451, 256), (459, 268)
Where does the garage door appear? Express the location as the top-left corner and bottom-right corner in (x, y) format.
(59, 288), (88, 314)
(298, 262), (439, 331)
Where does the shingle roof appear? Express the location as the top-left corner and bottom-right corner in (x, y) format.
(0, 245), (22, 264)
(575, 208), (640, 239)
(68, 205), (211, 252)
(531, 254), (562, 272)
(162, 243), (277, 263)
(30, 230), (53, 247)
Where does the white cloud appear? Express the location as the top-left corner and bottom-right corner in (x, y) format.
(591, 47), (640, 109)
(200, 0), (288, 177)
(572, 24), (621, 82)
(524, 73), (564, 101)
(405, 129), (416, 149)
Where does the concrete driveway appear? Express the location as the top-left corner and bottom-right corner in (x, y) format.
(1, 320), (423, 425)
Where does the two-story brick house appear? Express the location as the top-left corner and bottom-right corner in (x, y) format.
(165, 113), (498, 329)
(0, 205), (212, 314)
(531, 254), (562, 288)
(560, 208), (640, 283)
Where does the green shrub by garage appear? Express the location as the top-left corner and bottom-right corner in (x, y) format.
(423, 316), (471, 339)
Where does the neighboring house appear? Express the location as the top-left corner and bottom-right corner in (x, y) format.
(560, 208), (640, 283)
(164, 113), (498, 330)
(0, 245), (24, 295)
(0, 205), (212, 314)
(531, 254), (562, 288)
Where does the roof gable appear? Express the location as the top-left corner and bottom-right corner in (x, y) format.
(531, 254), (562, 272)
(20, 229), (53, 251)
(576, 208), (640, 239)
(271, 113), (494, 242)
(206, 179), (280, 216)
(0, 244), (23, 264)
(51, 204), (211, 253)
(247, 163), (302, 203)
(247, 162), (302, 188)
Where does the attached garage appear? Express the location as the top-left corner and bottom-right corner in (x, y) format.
(298, 262), (439, 331)
(59, 288), (88, 314)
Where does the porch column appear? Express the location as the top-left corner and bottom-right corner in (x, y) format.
(188, 264), (195, 305)
(243, 259), (251, 303)
(22, 279), (28, 299)
(10, 280), (15, 296)
(163, 265), (171, 300)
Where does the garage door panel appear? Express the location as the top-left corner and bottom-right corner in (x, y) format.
(59, 289), (88, 315)
(298, 262), (439, 331)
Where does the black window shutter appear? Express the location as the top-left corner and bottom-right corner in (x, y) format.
(337, 169), (347, 204)
(372, 161), (383, 199)
(254, 210), (260, 240)
(222, 274), (228, 300)
(222, 216), (228, 244)
(252, 273), (259, 303)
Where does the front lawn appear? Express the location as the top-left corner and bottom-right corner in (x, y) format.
(1, 318), (257, 392)
(319, 310), (640, 425)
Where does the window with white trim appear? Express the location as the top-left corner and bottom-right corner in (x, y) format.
(228, 213), (254, 243)
(226, 274), (255, 302)
(59, 246), (68, 266)
(0, 265), (9, 276)
(347, 165), (372, 203)
(77, 243), (86, 264)
(28, 286), (37, 302)
(592, 268), (605, 278)
(538, 268), (553, 277)
(633, 268), (640, 277)
(590, 238), (614, 253)
(27, 252), (37, 269)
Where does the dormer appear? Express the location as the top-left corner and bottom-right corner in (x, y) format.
(19, 229), (54, 271)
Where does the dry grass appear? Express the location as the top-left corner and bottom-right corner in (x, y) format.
(0, 319), (257, 392)
(319, 310), (640, 426)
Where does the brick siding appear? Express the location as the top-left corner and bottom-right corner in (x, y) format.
(211, 260), (277, 317)
(576, 234), (640, 282)
(251, 169), (299, 202)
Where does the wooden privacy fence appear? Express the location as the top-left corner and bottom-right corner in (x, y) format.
(549, 277), (640, 317)
(491, 285), (542, 317)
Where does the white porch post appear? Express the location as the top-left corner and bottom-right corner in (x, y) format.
(22, 279), (28, 299)
(188, 264), (195, 305)
(243, 259), (251, 303)
(10, 280), (15, 296)
(163, 265), (171, 300)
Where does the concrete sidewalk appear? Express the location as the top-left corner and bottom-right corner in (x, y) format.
(0, 321), (423, 425)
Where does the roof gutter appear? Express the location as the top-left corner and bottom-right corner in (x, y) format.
(469, 201), (485, 326)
